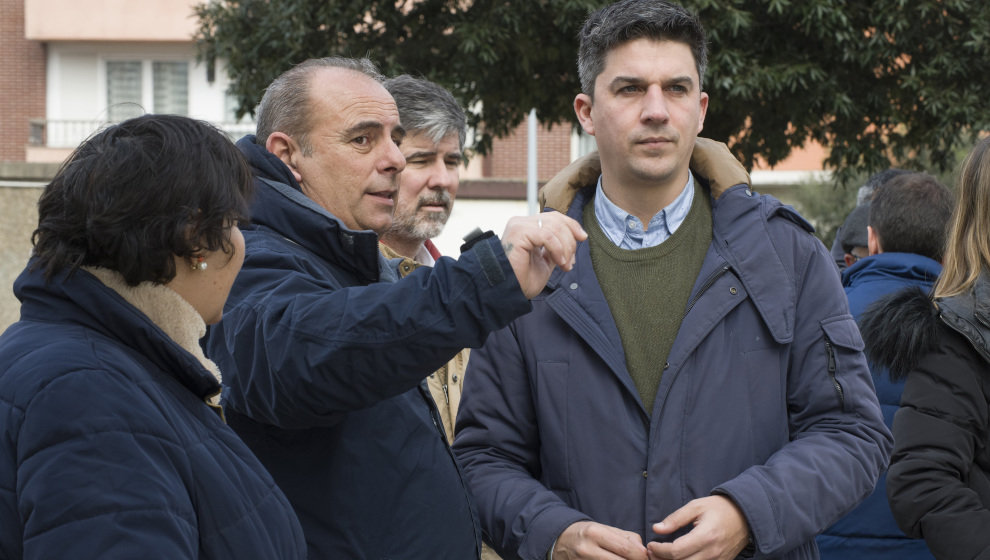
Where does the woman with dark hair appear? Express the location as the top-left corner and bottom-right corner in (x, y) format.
(860, 136), (990, 559)
(0, 114), (305, 559)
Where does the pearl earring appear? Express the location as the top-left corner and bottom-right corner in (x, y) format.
(192, 256), (208, 271)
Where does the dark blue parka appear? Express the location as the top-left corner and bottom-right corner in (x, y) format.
(0, 265), (305, 560)
(816, 252), (940, 560)
(204, 137), (532, 559)
(454, 172), (892, 560)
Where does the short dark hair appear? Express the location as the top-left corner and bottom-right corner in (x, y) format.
(32, 114), (253, 286)
(578, 0), (708, 96)
(869, 172), (954, 261)
(856, 168), (911, 205)
(384, 75), (467, 151)
(255, 57), (384, 152)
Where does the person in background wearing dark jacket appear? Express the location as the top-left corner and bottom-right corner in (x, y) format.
(378, 75), (503, 560)
(452, 1), (892, 559)
(0, 114), (306, 560)
(379, 74), (470, 446)
(203, 57), (586, 559)
(860, 137), (990, 560)
(830, 169), (910, 272)
(838, 202), (871, 268)
(817, 172), (953, 560)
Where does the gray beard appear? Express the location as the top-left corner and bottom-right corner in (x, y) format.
(386, 209), (448, 242)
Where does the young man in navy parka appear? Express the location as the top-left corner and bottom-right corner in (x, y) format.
(452, 1), (892, 559)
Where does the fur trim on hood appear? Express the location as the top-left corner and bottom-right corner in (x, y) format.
(84, 267), (223, 390)
(858, 285), (940, 380)
(538, 137), (751, 213)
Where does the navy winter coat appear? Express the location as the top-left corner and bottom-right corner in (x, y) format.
(0, 265), (305, 560)
(453, 181), (893, 560)
(204, 137), (532, 559)
(817, 252), (939, 560)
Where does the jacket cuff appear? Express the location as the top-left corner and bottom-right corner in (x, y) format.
(520, 508), (591, 560)
(712, 479), (779, 556)
(460, 227), (497, 253)
(460, 229), (506, 287)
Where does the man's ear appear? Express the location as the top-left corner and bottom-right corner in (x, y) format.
(574, 93), (595, 136)
(265, 132), (304, 184)
(867, 225), (882, 255)
(696, 91), (709, 134)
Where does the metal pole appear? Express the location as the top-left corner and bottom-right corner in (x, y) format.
(527, 108), (538, 215)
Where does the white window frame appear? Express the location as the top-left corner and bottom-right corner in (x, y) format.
(98, 54), (192, 120)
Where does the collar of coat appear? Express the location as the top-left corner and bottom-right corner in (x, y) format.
(937, 275), (990, 365)
(85, 267), (224, 406)
(857, 276), (990, 381)
(379, 241), (421, 278)
(539, 137), (751, 212)
(237, 135), (386, 285)
(12, 262), (224, 407)
(539, 137), (814, 346)
(251, 176), (386, 285)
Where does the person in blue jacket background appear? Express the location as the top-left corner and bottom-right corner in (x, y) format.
(817, 172), (954, 559)
(830, 169), (909, 272)
(203, 56), (587, 559)
(0, 114), (306, 559)
(452, 1), (892, 559)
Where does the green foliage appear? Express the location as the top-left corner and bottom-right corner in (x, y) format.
(195, 0), (990, 177)
(694, 0), (990, 184)
(793, 177), (860, 248)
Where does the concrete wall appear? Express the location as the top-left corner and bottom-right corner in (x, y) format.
(0, 186), (42, 332)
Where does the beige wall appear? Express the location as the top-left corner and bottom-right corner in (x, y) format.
(24, 0), (197, 41)
(0, 187), (41, 332)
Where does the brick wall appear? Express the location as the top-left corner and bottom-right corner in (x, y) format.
(1, 0), (46, 162)
(486, 121), (573, 181)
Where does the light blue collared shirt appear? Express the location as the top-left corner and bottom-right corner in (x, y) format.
(593, 174), (696, 250)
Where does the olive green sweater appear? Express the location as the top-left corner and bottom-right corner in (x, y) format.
(585, 183), (713, 412)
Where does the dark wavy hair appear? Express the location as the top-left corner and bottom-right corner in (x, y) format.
(578, 0), (708, 96)
(32, 114), (253, 286)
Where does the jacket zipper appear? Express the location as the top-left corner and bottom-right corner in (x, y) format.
(824, 336), (845, 408)
(681, 264), (731, 320)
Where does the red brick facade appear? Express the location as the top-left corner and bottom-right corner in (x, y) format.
(484, 121), (574, 182)
(0, 0), (46, 162)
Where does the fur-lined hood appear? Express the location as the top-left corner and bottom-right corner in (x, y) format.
(538, 137), (751, 213)
(85, 267), (222, 386)
(13, 262), (223, 404)
(859, 286), (940, 380)
(860, 275), (990, 379)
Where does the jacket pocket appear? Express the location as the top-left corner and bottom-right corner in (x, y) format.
(821, 315), (866, 412)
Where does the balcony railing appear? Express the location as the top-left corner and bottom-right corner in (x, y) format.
(29, 119), (257, 148)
